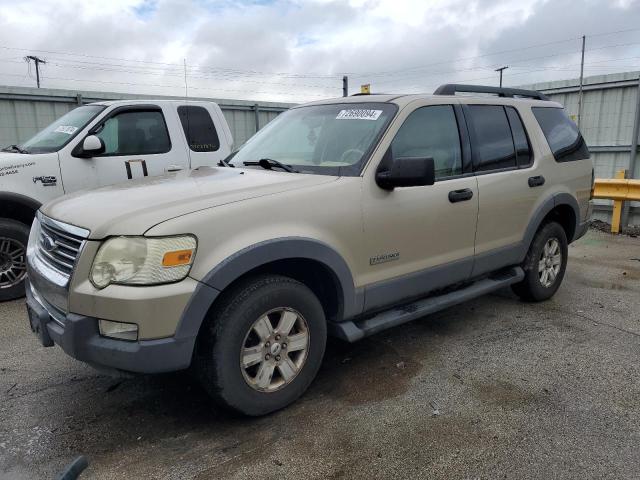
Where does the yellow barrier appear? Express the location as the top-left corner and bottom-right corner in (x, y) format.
(592, 169), (640, 233)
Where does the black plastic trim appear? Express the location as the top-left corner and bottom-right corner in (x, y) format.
(434, 84), (550, 101)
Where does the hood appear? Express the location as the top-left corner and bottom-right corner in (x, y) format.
(42, 167), (336, 238)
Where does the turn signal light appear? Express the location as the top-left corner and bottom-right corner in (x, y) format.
(162, 249), (194, 267)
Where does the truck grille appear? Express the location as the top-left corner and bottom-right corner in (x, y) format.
(36, 214), (88, 276)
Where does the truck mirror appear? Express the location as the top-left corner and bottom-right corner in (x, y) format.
(81, 135), (105, 157)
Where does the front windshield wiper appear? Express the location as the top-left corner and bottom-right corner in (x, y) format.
(217, 159), (235, 168)
(243, 158), (299, 173)
(2, 144), (28, 154)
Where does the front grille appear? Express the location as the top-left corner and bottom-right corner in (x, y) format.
(36, 214), (88, 277)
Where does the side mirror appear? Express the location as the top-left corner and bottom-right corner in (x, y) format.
(376, 156), (435, 190)
(77, 135), (105, 158)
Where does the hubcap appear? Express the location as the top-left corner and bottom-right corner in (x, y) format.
(538, 237), (561, 288)
(0, 237), (27, 290)
(240, 308), (310, 392)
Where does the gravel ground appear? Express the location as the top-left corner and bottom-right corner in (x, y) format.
(1, 229), (639, 480)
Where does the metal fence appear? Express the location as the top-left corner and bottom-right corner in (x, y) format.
(524, 71), (640, 226)
(0, 85), (294, 149)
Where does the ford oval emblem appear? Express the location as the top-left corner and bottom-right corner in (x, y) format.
(41, 234), (56, 252)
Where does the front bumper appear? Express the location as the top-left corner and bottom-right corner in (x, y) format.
(26, 280), (194, 374)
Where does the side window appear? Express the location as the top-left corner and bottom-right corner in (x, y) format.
(390, 105), (462, 179)
(532, 107), (589, 162)
(467, 105), (516, 171)
(95, 110), (171, 156)
(178, 106), (220, 152)
(505, 107), (532, 167)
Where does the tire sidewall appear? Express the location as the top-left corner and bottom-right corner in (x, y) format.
(207, 278), (327, 416)
(0, 219), (30, 302)
(523, 222), (568, 301)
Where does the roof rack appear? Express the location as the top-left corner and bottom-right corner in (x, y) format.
(434, 84), (550, 101)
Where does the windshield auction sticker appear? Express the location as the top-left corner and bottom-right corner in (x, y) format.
(336, 109), (382, 121)
(54, 125), (78, 135)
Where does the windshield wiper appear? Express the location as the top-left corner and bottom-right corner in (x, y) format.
(243, 158), (298, 173)
(2, 144), (28, 154)
(217, 159), (235, 168)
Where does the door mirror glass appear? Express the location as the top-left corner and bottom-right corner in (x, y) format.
(376, 156), (435, 190)
(80, 135), (105, 157)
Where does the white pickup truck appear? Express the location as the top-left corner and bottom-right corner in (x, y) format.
(0, 99), (234, 300)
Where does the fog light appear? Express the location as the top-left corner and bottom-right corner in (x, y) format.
(99, 320), (138, 341)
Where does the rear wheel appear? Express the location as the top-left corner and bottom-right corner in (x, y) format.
(512, 221), (568, 302)
(195, 275), (327, 416)
(0, 219), (30, 302)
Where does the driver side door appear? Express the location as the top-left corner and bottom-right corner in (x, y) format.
(60, 105), (187, 193)
(361, 101), (479, 312)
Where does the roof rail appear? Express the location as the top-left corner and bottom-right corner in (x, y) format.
(434, 84), (550, 101)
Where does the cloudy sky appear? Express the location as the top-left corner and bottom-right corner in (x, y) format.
(0, 0), (639, 103)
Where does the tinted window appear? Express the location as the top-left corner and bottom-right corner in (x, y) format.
(178, 106), (220, 152)
(532, 107), (589, 162)
(390, 105), (462, 179)
(467, 105), (516, 171)
(96, 110), (171, 155)
(505, 107), (532, 167)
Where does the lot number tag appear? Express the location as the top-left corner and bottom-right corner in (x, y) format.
(54, 125), (79, 135)
(336, 109), (382, 121)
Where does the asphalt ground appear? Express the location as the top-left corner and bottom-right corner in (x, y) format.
(1, 229), (639, 479)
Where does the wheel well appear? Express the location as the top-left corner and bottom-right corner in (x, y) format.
(0, 198), (38, 226)
(207, 258), (343, 324)
(542, 204), (576, 242)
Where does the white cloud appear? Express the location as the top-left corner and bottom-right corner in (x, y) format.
(0, 0), (638, 103)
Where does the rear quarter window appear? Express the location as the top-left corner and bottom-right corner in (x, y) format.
(178, 106), (220, 152)
(532, 107), (589, 162)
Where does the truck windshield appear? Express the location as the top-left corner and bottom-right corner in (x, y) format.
(229, 102), (397, 176)
(20, 105), (105, 154)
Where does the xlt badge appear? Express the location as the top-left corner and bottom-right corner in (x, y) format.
(370, 252), (400, 266)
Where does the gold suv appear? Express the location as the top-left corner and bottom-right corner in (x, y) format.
(26, 84), (593, 415)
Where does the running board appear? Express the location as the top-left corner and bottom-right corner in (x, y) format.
(330, 267), (524, 342)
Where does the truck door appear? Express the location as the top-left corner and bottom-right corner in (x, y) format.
(176, 104), (233, 169)
(59, 105), (188, 192)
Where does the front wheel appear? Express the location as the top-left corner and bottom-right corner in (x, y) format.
(195, 275), (327, 416)
(0, 219), (30, 302)
(512, 221), (568, 302)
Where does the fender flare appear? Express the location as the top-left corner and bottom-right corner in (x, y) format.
(522, 193), (580, 251)
(174, 237), (360, 344)
(0, 192), (41, 224)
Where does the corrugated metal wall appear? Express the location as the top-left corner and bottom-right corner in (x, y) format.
(0, 85), (294, 149)
(526, 71), (640, 224)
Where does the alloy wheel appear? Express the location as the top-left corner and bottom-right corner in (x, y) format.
(0, 237), (27, 289)
(240, 308), (310, 392)
(538, 237), (561, 288)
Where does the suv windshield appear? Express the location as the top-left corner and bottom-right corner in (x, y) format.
(20, 105), (105, 154)
(229, 102), (397, 175)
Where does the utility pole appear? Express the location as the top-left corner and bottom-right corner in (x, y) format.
(342, 76), (348, 97)
(495, 66), (508, 87)
(577, 35), (586, 129)
(24, 55), (46, 88)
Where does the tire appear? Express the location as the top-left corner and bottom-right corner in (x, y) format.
(0, 219), (30, 302)
(512, 221), (568, 302)
(195, 274), (327, 416)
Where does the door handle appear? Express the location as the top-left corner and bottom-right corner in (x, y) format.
(165, 164), (184, 172)
(528, 175), (545, 187)
(448, 188), (474, 203)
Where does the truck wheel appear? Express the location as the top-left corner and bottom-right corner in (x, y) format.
(512, 221), (568, 302)
(0, 219), (30, 302)
(195, 275), (327, 416)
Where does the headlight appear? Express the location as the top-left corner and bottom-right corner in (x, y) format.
(90, 235), (196, 289)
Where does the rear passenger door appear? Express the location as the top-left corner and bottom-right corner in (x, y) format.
(465, 104), (542, 276)
(177, 105), (229, 169)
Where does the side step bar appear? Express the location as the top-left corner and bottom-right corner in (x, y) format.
(330, 267), (524, 342)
